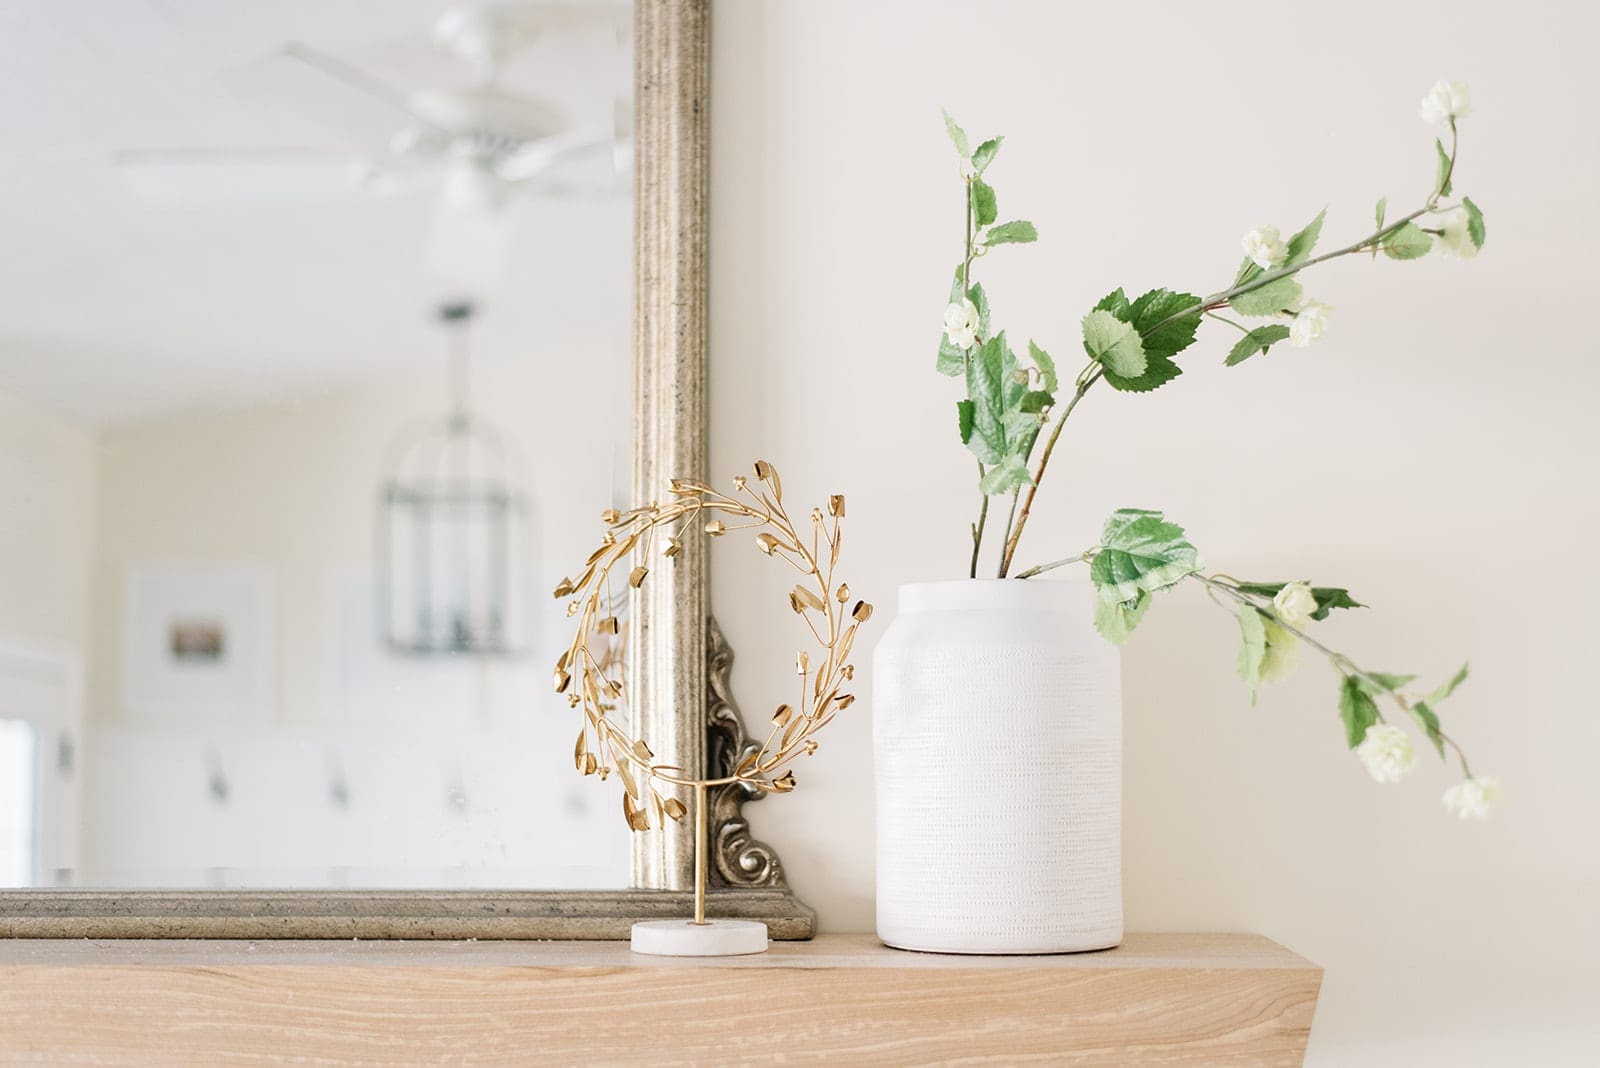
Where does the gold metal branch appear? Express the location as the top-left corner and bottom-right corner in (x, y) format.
(553, 461), (872, 832)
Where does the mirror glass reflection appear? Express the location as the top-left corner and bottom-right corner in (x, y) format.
(0, 1), (633, 888)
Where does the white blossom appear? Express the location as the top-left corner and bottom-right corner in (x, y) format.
(943, 298), (979, 350)
(1436, 206), (1480, 260)
(1241, 226), (1287, 270)
(1427, 80), (1472, 125)
(1420, 80), (1471, 126)
(1442, 775), (1503, 820)
(1357, 723), (1417, 784)
(1272, 581), (1318, 628)
(1288, 299), (1333, 348)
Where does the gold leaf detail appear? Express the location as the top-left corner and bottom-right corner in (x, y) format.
(615, 759), (640, 801)
(632, 739), (654, 762)
(755, 532), (780, 555)
(771, 771), (797, 793)
(836, 583), (849, 603)
(553, 670), (572, 694)
(597, 616), (620, 635)
(629, 565), (649, 588)
(852, 600), (874, 623)
(705, 519), (726, 536)
(772, 703), (793, 727)
(663, 537), (681, 558)
(623, 791), (650, 831)
(829, 494), (845, 518)
(553, 578), (575, 598)
(600, 508), (621, 525)
(663, 797), (687, 822)
(792, 585), (825, 612)
(795, 651), (810, 674)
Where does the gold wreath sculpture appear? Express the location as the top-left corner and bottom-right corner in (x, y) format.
(553, 460), (873, 837)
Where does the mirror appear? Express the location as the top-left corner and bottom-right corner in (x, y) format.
(0, 1), (639, 892)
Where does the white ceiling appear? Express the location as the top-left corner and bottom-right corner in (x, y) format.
(0, 0), (632, 426)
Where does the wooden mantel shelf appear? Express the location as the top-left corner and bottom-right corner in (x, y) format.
(0, 932), (1321, 1065)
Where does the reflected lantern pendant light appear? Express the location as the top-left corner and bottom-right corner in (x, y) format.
(378, 302), (529, 657)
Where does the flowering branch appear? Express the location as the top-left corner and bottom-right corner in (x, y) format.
(936, 84), (1486, 579)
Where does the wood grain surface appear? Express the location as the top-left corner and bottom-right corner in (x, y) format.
(0, 933), (1321, 1066)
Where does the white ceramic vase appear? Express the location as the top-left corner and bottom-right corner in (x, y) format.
(872, 578), (1122, 954)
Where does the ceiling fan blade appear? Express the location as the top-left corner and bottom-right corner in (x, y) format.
(228, 42), (434, 149)
(493, 130), (618, 184)
(114, 149), (372, 203)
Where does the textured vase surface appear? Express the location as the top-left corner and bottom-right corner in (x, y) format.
(872, 578), (1122, 954)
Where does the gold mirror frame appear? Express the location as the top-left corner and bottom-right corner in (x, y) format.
(0, 0), (816, 940)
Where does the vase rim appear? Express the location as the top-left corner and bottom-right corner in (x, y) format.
(894, 576), (1092, 613)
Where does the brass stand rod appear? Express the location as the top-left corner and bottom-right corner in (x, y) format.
(692, 781), (708, 926)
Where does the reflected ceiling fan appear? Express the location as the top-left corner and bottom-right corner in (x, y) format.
(115, 2), (630, 285)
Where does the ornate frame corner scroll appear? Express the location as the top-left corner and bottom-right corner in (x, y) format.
(0, 0), (815, 941)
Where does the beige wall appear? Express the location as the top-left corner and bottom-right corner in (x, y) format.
(0, 389), (96, 654)
(708, 2), (1599, 1063)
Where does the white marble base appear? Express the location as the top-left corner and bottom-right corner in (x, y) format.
(629, 918), (769, 956)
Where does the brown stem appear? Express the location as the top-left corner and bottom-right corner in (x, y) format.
(998, 367), (1102, 576)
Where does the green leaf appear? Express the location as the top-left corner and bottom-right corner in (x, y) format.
(978, 453), (1033, 495)
(1237, 605), (1266, 702)
(1081, 309), (1147, 378)
(1357, 672), (1418, 695)
(971, 179), (998, 227)
(1028, 341), (1058, 393)
(970, 281), (991, 337)
(1284, 209), (1326, 268)
(1259, 618), (1299, 683)
(1019, 389), (1053, 413)
(1410, 700), (1447, 759)
(956, 399), (975, 444)
(971, 136), (1002, 175)
(1231, 275), (1303, 317)
(1128, 289), (1202, 361)
(1434, 138), (1453, 198)
(936, 267), (967, 375)
(1306, 587), (1363, 621)
(1096, 589), (1152, 645)
(1089, 509), (1200, 604)
(1089, 288), (1193, 393)
(983, 220), (1037, 246)
(1233, 581), (1287, 598)
(1428, 662), (1470, 704)
(1103, 355), (1182, 393)
(1383, 222), (1432, 260)
(1463, 197), (1486, 250)
(1338, 675), (1380, 749)
(1374, 196), (1387, 230)
(964, 332), (1023, 466)
(1224, 325), (1292, 367)
(941, 109), (970, 159)
(1094, 288), (1131, 319)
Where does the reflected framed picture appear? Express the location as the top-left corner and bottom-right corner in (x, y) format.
(121, 564), (275, 722)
